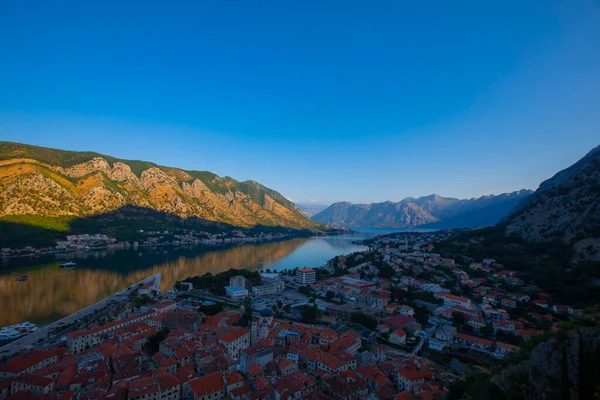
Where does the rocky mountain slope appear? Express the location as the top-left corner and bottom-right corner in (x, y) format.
(505, 145), (600, 258)
(0, 141), (322, 231)
(312, 191), (532, 229)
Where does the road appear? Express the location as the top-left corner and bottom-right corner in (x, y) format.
(411, 323), (438, 356)
(0, 273), (161, 360)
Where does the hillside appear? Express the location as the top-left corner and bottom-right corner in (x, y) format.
(505, 145), (600, 259)
(436, 144), (600, 305)
(0, 142), (324, 240)
(312, 191), (532, 229)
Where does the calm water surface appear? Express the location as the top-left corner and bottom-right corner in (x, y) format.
(0, 228), (428, 326)
(0, 232), (375, 326)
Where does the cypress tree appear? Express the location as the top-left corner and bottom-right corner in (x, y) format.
(561, 346), (571, 400)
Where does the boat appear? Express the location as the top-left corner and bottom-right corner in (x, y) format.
(0, 322), (38, 344)
(15, 275), (28, 281)
(60, 261), (77, 269)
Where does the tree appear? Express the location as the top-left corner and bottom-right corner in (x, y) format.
(238, 298), (253, 327)
(198, 302), (224, 316)
(452, 311), (466, 326)
(351, 312), (377, 331)
(326, 291), (335, 302)
(378, 264), (395, 279)
(145, 327), (170, 354)
(302, 304), (319, 321)
(298, 286), (313, 296)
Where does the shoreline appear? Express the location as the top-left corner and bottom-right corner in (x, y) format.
(1, 228), (350, 261)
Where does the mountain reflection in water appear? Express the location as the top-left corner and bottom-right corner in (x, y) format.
(0, 235), (367, 326)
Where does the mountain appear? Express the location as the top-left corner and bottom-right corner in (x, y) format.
(505, 145), (600, 254)
(296, 203), (330, 217)
(0, 141), (324, 235)
(312, 191), (532, 229)
(435, 144), (600, 305)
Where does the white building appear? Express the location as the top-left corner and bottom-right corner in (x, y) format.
(225, 286), (249, 300)
(252, 281), (284, 296)
(296, 268), (316, 286)
(230, 276), (247, 288)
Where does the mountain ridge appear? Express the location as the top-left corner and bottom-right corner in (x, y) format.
(504, 144), (600, 257)
(0, 141), (323, 232)
(312, 190), (533, 229)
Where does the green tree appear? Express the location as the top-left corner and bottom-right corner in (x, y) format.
(145, 327), (170, 354)
(326, 291), (335, 302)
(198, 302), (224, 316)
(302, 304), (319, 321)
(351, 312), (377, 331)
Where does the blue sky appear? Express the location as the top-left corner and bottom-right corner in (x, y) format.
(1, 1), (599, 204)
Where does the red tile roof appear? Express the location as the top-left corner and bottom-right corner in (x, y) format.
(187, 371), (225, 397)
(0, 349), (57, 375)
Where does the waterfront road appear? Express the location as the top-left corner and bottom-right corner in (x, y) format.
(0, 273), (161, 360)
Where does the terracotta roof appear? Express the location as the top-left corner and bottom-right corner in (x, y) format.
(225, 373), (244, 385)
(187, 371), (225, 397)
(397, 368), (432, 381)
(297, 268), (315, 273)
(456, 333), (492, 347)
(0, 349), (57, 375)
(247, 363), (264, 377)
(67, 310), (154, 338)
(219, 328), (250, 343)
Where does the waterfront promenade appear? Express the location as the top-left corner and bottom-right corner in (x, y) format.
(0, 273), (161, 360)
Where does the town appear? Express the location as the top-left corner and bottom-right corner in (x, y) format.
(1, 229), (313, 259)
(0, 231), (581, 400)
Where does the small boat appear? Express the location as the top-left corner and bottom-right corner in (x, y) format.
(60, 261), (77, 269)
(15, 275), (28, 281)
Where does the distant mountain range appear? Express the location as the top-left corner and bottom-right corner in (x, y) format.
(311, 190), (533, 229)
(0, 141), (324, 234)
(296, 203), (330, 217)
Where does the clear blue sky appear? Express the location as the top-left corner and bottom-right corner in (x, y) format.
(1, 1), (599, 204)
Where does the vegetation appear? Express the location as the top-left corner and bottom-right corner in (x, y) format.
(436, 225), (600, 305)
(350, 312), (377, 330)
(197, 302), (224, 316)
(185, 269), (261, 296)
(144, 327), (170, 354)
(301, 304), (319, 321)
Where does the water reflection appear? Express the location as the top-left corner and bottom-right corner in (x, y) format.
(0, 235), (367, 326)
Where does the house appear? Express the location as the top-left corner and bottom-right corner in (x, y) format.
(273, 371), (315, 400)
(383, 315), (422, 336)
(389, 329), (406, 345)
(493, 342), (520, 359)
(515, 329), (544, 341)
(437, 292), (472, 309)
(501, 298), (517, 308)
(433, 324), (456, 347)
(0, 349), (60, 379)
(394, 368), (432, 394)
(10, 373), (54, 395)
(534, 300), (548, 309)
(455, 333), (492, 352)
(219, 328), (251, 359)
(377, 324), (391, 334)
(185, 371), (226, 400)
(552, 305), (574, 314)
(398, 305), (415, 317)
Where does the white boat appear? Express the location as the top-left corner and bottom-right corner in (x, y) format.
(0, 322), (37, 344)
(60, 261), (77, 269)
